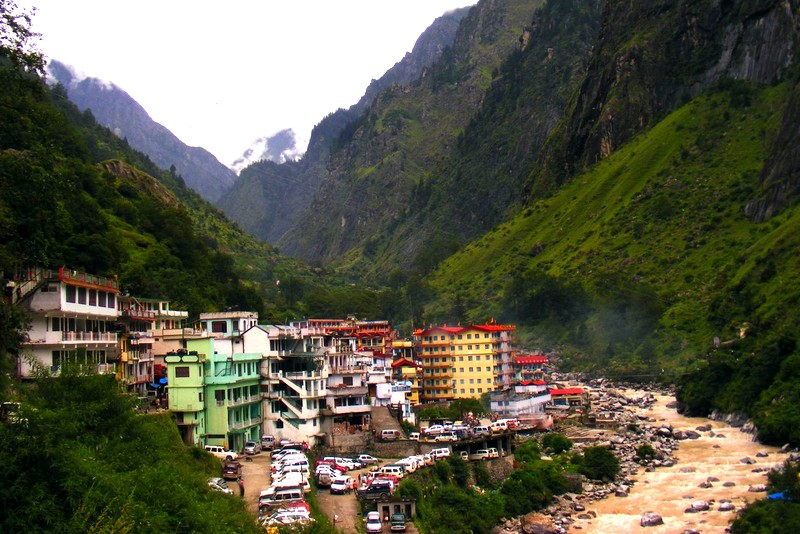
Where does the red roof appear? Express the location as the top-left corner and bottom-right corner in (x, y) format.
(391, 358), (419, 369)
(549, 388), (584, 396)
(516, 355), (548, 365)
(519, 380), (547, 386)
(414, 322), (516, 336)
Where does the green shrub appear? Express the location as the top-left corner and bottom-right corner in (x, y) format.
(635, 443), (656, 461)
(578, 446), (620, 481)
(542, 433), (573, 454)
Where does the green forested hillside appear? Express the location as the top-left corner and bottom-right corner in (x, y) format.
(428, 79), (800, 444)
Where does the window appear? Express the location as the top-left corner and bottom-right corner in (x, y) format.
(467, 334), (472, 339)
(211, 321), (227, 333)
(97, 292), (106, 307)
(198, 392), (204, 402)
(486, 367), (491, 372)
(484, 333), (489, 338)
(469, 367), (473, 372)
(175, 366), (190, 377)
(468, 356), (473, 361)
(468, 345), (472, 350)
(215, 390), (225, 401)
(459, 367), (464, 373)
(469, 378), (474, 384)
(460, 379), (464, 384)
(343, 376), (354, 386)
(66, 285), (76, 303)
(477, 378), (482, 383)
(107, 293), (115, 308)
(478, 388), (483, 393)
(77, 287), (87, 304)
(459, 356), (464, 361)
(89, 290), (97, 306)
(460, 389), (465, 394)
(51, 317), (60, 331)
(485, 344), (489, 349)
(457, 335), (463, 340)
(470, 388), (475, 394)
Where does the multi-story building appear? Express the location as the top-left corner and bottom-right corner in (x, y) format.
(166, 312), (263, 450)
(117, 295), (190, 397)
(489, 382), (552, 429)
(515, 353), (549, 383)
(14, 267), (120, 378)
(413, 322), (517, 402)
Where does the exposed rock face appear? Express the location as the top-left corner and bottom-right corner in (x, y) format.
(534, 0), (799, 187)
(745, 77), (800, 222)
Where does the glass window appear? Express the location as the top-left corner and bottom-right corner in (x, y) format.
(66, 285), (76, 303)
(51, 317), (60, 331)
(467, 334), (472, 339)
(478, 388), (483, 393)
(211, 321), (227, 333)
(175, 366), (190, 377)
(470, 388), (474, 394)
(88, 290), (97, 306)
(77, 287), (87, 304)
(107, 293), (115, 308)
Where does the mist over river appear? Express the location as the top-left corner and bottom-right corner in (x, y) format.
(570, 391), (789, 533)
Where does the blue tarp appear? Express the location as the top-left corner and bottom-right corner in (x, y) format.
(768, 492), (787, 500)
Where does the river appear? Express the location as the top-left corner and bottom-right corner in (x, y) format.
(569, 390), (789, 533)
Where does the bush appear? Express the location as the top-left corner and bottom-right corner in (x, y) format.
(578, 446), (620, 481)
(514, 439), (541, 465)
(542, 433), (573, 454)
(635, 443), (656, 461)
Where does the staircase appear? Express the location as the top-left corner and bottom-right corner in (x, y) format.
(370, 405), (403, 435)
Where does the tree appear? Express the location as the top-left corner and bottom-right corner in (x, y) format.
(0, 0), (45, 74)
(542, 433), (573, 454)
(579, 446), (620, 481)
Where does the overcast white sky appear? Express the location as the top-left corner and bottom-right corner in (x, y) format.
(21, 0), (476, 165)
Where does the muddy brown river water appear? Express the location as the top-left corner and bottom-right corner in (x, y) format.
(570, 391), (789, 533)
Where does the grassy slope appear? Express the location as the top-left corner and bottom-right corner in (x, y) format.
(429, 81), (797, 371)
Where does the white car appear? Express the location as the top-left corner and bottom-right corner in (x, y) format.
(365, 511), (383, 533)
(243, 440), (262, 455)
(424, 424), (444, 436)
(204, 445), (238, 461)
(395, 459), (417, 473)
(330, 475), (354, 494)
(357, 454), (379, 465)
(207, 477), (233, 494)
(262, 509), (313, 526)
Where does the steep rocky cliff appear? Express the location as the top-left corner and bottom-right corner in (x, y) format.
(531, 0), (799, 192)
(277, 0), (541, 268)
(218, 7), (470, 244)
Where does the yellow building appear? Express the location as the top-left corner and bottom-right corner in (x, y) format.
(413, 322), (516, 402)
(391, 343), (422, 406)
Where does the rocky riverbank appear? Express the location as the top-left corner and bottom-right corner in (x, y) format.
(494, 382), (792, 534)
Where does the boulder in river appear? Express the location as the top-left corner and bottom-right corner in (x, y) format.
(740, 457), (756, 465)
(718, 502), (736, 511)
(748, 484), (768, 492)
(691, 500), (709, 511)
(640, 512), (664, 527)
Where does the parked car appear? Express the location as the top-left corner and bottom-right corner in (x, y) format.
(356, 480), (393, 501)
(207, 477), (233, 494)
(430, 447), (451, 459)
(423, 424), (444, 436)
(380, 429), (402, 441)
(409, 432), (420, 441)
(222, 460), (242, 480)
(243, 440), (262, 455)
(435, 432), (457, 442)
(260, 434), (276, 450)
(390, 512), (407, 532)
(357, 454), (379, 465)
(330, 475), (354, 494)
(472, 425), (491, 437)
(204, 445), (238, 461)
(468, 449), (492, 461)
(261, 509), (313, 526)
(459, 451), (469, 461)
(365, 511), (383, 533)
(487, 447), (500, 459)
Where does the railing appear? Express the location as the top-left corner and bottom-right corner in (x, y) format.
(59, 266), (119, 290)
(326, 386), (368, 397)
(121, 309), (157, 320)
(62, 331), (118, 342)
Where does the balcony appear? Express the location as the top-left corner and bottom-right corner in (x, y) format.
(229, 416), (261, 430)
(330, 403), (370, 415)
(62, 331), (118, 343)
(121, 309), (157, 321)
(326, 386), (368, 397)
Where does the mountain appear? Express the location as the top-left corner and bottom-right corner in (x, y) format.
(45, 60), (237, 203)
(217, 6), (471, 244)
(230, 128), (303, 175)
(224, 0), (800, 446)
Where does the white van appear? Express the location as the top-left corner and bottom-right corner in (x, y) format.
(259, 487), (304, 508)
(380, 429), (402, 441)
(430, 447), (451, 459)
(379, 464), (406, 479)
(204, 445), (238, 461)
(490, 420), (508, 433)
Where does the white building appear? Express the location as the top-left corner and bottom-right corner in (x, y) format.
(15, 267), (120, 378)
